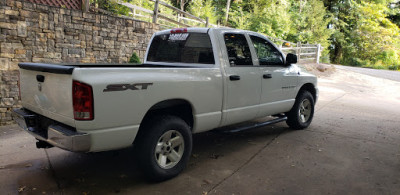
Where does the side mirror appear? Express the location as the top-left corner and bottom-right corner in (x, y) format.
(286, 53), (297, 65)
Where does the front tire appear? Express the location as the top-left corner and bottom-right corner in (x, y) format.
(286, 90), (315, 130)
(135, 115), (192, 182)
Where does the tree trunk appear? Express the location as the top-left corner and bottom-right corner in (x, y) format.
(225, 0), (231, 25)
(180, 0), (184, 11)
(333, 43), (342, 64)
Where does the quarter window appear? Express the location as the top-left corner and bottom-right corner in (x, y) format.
(250, 35), (284, 65)
(224, 33), (253, 66)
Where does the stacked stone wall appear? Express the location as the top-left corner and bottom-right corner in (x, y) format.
(0, 0), (159, 125)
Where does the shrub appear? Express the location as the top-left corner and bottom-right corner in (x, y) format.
(320, 55), (330, 63)
(347, 57), (365, 67)
(375, 50), (400, 69)
(388, 64), (400, 70)
(129, 52), (141, 64)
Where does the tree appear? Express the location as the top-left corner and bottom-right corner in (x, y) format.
(225, 0), (232, 25)
(322, 0), (400, 68)
(387, 1), (400, 27)
(287, 0), (332, 61)
(188, 0), (218, 24)
(228, 0), (291, 38)
(97, 0), (400, 70)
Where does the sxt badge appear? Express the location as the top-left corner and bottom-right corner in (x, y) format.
(103, 83), (153, 92)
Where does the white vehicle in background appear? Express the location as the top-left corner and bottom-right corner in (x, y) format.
(13, 27), (318, 181)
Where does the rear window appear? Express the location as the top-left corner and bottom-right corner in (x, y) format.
(147, 33), (215, 64)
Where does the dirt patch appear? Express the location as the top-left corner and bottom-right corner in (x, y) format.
(298, 63), (336, 77)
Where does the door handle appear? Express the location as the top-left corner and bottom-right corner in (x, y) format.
(263, 74), (272, 79)
(229, 75), (241, 81)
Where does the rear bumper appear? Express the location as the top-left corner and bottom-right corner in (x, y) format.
(12, 108), (91, 152)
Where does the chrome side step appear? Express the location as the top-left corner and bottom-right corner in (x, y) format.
(223, 116), (287, 133)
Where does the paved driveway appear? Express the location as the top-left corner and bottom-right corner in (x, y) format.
(1, 68), (400, 194)
(334, 64), (400, 82)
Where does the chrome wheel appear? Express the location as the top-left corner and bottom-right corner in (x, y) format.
(299, 99), (312, 123)
(286, 90), (315, 130)
(155, 130), (185, 169)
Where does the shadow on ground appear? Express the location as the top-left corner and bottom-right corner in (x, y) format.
(16, 125), (287, 194)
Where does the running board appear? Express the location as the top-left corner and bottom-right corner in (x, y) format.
(223, 116), (287, 133)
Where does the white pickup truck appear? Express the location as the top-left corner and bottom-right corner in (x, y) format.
(13, 27), (317, 181)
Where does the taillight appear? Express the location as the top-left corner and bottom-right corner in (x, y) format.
(73, 81), (94, 120)
(170, 28), (187, 34)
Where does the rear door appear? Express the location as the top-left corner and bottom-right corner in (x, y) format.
(220, 32), (262, 126)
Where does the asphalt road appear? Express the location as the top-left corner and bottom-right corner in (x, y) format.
(334, 64), (400, 82)
(1, 68), (400, 194)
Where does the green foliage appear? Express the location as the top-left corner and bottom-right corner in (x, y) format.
(187, 0), (218, 24)
(324, 0), (400, 70)
(287, 0), (332, 60)
(92, 0), (130, 15)
(92, 0), (400, 70)
(129, 52), (141, 64)
(226, 0), (291, 38)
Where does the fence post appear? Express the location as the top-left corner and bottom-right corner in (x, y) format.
(297, 42), (301, 61)
(129, 8), (134, 17)
(153, 0), (160, 24)
(82, 0), (90, 12)
(177, 14), (180, 27)
(316, 44), (321, 64)
(205, 17), (209, 27)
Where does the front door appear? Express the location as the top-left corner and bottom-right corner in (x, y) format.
(248, 34), (296, 117)
(221, 33), (262, 126)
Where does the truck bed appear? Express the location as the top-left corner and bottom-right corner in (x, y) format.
(18, 63), (210, 74)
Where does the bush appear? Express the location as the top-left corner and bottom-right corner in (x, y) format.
(129, 52), (141, 64)
(347, 57), (365, 67)
(93, 0), (130, 15)
(375, 50), (400, 69)
(388, 64), (400, 70)
(320, 55), (330, 63)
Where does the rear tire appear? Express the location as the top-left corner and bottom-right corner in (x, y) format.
(135, 115), (192, 182)
(286, 90), (315, 130)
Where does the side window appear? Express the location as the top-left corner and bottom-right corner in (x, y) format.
(224, 33), (253, 66)
(250, 35), (284, 66)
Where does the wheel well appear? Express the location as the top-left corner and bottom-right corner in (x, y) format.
(141, 99), (194, 129)
(298, 83), (317, 101)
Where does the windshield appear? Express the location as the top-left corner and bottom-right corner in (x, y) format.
(147, 33), (215, 64)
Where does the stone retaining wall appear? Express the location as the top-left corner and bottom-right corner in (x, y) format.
(0, 0), (159, 125)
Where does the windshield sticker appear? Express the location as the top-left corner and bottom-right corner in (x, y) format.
(169, 33), (189, 41)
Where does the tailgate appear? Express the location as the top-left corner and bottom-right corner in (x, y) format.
(19, 63), (76, 127)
